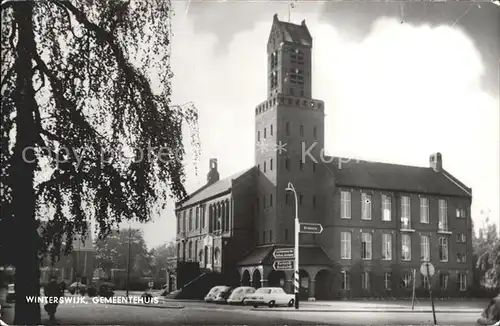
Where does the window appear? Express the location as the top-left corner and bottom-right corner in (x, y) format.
(257, 131), (260, 141)
(341, 191), (351, 219)
(438, 199), (448, 231)
(458, 272), (467, 291)
(402, 272), (412, 289)
(285, 229), (288, 241)
(420, 197), (429, 223)
(299, 125), (304, 136)
(183, 211), (186, 232)
(439, 237), (448, 262)
(201, 205), (206, 228)
(269, 230), (273, 243)
(456, 252), (467, 263)
(270, 194), (273, 207)
(361, 193), (372, 220)
(299, 194), (303, 205)
(420, 235), (430, 261)
(341, 271), (350, 290)
(384, 272), (392, 290)
(401, 196), (411, 229)
(440, 273), (448, 290)
(195, 207), (200, 229)
(285, 158), (290, 170)
(188, 241), (192, 259)
(382, 233), (392, 260)
(285, 122), (290, 136)
(300, 160), (304, 171)
(340, 231), (351, 259)
(270, 124), (273, 136)
(189, 209), (193, 231)
(402, 234), (411, 261)
(264, 161), (266, 173)
(270, 159), (273, 171)
(313, 126), (317, 139)
(312, 195), (316, 208)
(361, 233), (372, 260)
(382, 194), (391, 221)
(456, 208), (466, 218)
(361, 272), (370, 290)
(177, 214), (181, 233)
(456, 233), (466, 243)
(422, 275), (429, 289)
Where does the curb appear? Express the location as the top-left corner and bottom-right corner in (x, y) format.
(108, 303), (185, 309)
(253, 308), (483, 313)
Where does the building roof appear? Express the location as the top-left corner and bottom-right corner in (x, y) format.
(271, 14), (312, 47)
(325, 157), (471, 197)
(177, 167), (253, 209)
(237, 245), (331, 267)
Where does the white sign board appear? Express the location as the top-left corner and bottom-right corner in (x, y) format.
(420, 262), (435, 277)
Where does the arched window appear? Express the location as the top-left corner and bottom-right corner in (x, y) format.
(214, 248), (221, 264)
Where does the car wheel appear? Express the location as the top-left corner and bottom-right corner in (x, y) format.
(268, 300), (275, 308)
(253, 304), (259, 308)
(288, 299), (294, 307)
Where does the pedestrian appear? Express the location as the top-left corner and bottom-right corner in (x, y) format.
(44, 277), (63, 323)
(477, 293), (500, 326)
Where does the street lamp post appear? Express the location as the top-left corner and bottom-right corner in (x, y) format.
(126, 225), (132, 298)
(286, 182), (299, 310)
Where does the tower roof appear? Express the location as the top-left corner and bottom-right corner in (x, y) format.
(269, 13), (312, 47)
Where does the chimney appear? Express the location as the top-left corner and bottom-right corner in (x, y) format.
(429, 152), (443, 172)
(301, 19), (306, 26)
(207, 158), (220, 185)
(273, 13), (278, 21)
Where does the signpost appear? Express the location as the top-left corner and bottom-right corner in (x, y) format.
(420, 262), (437, 325)
(273, 260), (294, 271)
(299, 223), (323, 234)
(273, 248), (294, 259)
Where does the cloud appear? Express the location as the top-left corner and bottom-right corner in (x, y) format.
(139, 4), (499, 247)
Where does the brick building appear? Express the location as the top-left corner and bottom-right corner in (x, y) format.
(39, 223), (94, 286)
(175, 14), (473, 300)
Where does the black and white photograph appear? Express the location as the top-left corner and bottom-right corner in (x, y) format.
(0, 0), (499, 325)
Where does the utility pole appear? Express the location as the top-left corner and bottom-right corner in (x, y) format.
(286, 182), (299, 309)
(126, 225), (132, 298)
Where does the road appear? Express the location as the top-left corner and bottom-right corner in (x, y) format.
(2, 298), (484, 325)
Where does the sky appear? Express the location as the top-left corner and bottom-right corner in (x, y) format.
(130, 1), (499, 248)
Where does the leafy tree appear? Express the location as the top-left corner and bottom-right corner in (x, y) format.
(0, 0), (198, 324)
(150, 241), (176, 278)
(475, 219), (499, 290)
(94, 228), (152, 278)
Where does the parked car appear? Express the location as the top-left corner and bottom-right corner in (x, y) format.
(6, 285), (14, 303)
(477, 294), (500, 326)
(68, 282), (87, 295)
(227, 286), (255, 305)
(213, 286), (233, 304)
(98, 283), (114, 298)
(244, 287), (294, 308)
(204, 286), (228, 303)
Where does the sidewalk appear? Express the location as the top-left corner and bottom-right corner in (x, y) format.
(260, 299), (486, 313)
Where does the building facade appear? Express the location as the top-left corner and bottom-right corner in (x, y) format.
(175, 14), (473, 300)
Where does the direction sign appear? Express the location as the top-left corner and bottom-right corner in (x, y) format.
(273, 248), (294, 259)
(420, 262), (435, 277)
(273, 260), (294, 271)
(299, 223), (323, 234)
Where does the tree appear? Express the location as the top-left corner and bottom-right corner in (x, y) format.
(475, 219), (500, 290)
(0, 0), (199, 324)
(94, 228), (152, 278)
(150, 241), (176, 278)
